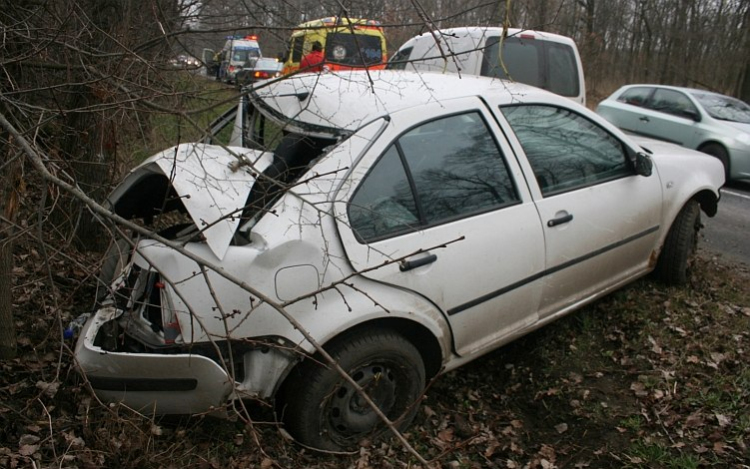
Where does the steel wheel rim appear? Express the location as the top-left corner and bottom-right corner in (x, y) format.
(327, 361), (400, 442)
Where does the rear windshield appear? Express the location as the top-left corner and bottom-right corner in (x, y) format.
(481, 36), (579, 97)
(325, 32), (383, 66)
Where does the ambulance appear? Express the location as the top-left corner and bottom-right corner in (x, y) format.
(282, 17), (387, 74)
(218, 35), (262, 83)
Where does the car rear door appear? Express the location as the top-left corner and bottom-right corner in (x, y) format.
(495, 103), (663, 319)
(333, 98), (546, 357)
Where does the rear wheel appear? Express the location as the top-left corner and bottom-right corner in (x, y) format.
(654, 200), (701, 285)
(698, 143), (729, 179)
(279, 328), (425, 451)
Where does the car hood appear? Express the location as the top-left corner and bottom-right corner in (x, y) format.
(631, 136), (703, 158)
(722, 120), (750, 135)
(109, 143), (272, 259)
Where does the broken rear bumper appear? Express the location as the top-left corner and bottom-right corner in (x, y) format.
(74, 307), (234, 415)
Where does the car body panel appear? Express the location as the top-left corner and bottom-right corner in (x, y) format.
(332, 98), (546, 357)
(487, 101), (664, 318)
(74, 306), (235, 414)
(632, 136), (725, 225)
(109, 143), (272, 259)
(250, 71), (544, 137)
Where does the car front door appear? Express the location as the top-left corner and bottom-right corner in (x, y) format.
(496, 104), (663, 319)
(334, 99), (546, 357)
(639, 88), (701, 146)
(605, 86), (656, 134)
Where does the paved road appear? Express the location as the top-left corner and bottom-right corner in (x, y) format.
(701, 182), (750, 266)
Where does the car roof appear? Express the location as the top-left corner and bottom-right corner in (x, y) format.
(404, 26), (576, 46)
(617, 83), (725, 98)
(248, 70), (563, 138)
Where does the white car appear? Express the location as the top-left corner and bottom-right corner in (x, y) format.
(75, 71), (724, 451)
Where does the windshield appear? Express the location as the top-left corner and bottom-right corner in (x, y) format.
(325, 32), (383, 66)
(691, 91), (750, 124)
(232, 48), (260, 63)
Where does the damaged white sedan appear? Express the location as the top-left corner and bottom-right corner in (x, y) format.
(75, 70), (724, 451)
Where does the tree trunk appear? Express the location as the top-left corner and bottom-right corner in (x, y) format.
(0, 131), (20, 359)
(740, 60), (750, 102)
(58, 89), (115, 253)
(54, 0), (124, 253)
(740, 7), (750, 101)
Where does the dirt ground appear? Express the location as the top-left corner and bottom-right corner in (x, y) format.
(1, 252), (749, 468)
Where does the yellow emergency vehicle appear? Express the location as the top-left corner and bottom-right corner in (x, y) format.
(282, 17), (387, 74)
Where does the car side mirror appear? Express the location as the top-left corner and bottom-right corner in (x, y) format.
(634, 151), (653, 177)
(683, 109), (701, 122)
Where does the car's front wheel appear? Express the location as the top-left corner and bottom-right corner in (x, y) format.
(278, 328), (426, 451)
(654, 200), (701, 285)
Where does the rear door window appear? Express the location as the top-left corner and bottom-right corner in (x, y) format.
(545, 42), (578, 97)
(482, 36), (579, 97)
(349, 112), (519, 242)
(482, 37), (542, 88)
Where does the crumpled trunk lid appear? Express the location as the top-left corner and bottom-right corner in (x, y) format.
(108, 143), (272, 259)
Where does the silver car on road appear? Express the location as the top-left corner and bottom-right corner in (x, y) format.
(596, 84), (750, 182)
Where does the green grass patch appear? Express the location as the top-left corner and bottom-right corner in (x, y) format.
(125, 74), (238, 163)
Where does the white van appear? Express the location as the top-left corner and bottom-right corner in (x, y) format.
(387, 27), (586, 105)
(218, 35), (262, 83)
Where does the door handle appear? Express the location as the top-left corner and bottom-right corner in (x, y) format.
(547, 213), (573, 227)
(400, 254), (438, 272)
(639, 116), (650, 123)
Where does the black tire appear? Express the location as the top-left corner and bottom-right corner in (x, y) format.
(279, 328), (426, 451)
(654, 200), (701, 285)
(699, 143), (730, 180)
(96, 238), (131, 302)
